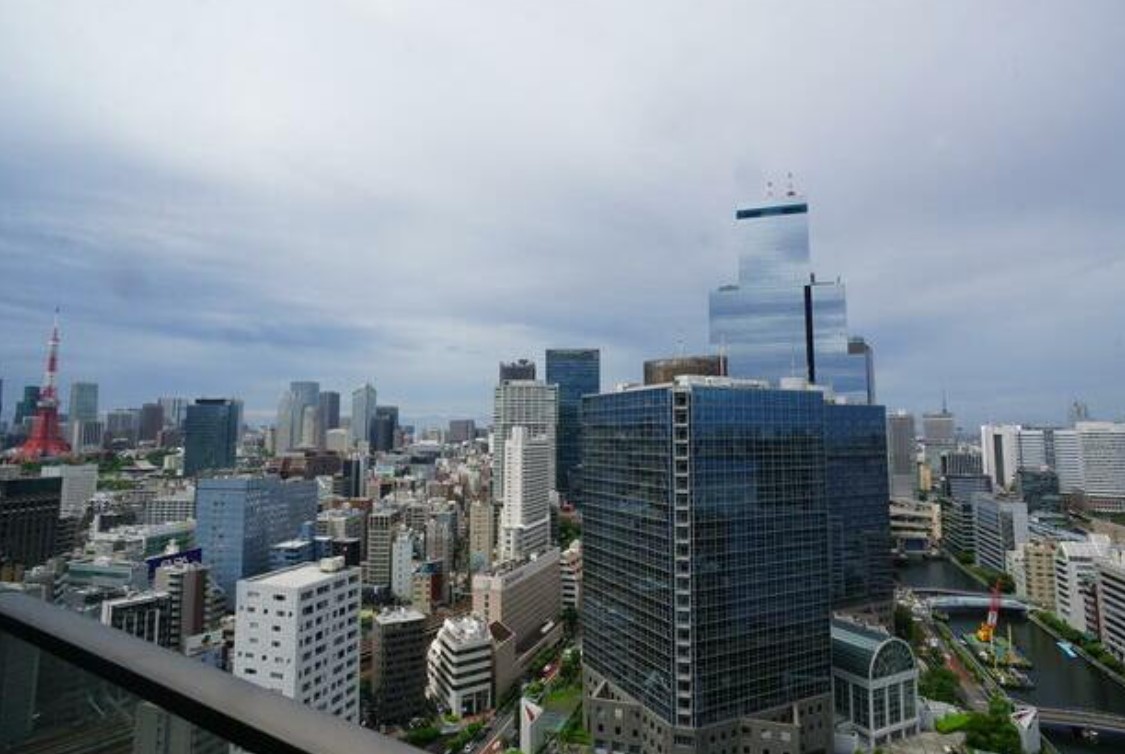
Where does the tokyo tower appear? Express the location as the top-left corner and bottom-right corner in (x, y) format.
(16, 310), (72, 460)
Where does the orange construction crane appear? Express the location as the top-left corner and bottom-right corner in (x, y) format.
(975, 580), (1002, 644)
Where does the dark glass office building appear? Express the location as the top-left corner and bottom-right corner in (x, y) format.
(545, 348), (599, 498)
(826, 403), (892, 622)
(581, 378), (834, 754)
(0, 476), (62, 573)
(183, 399), (239, 477)
(372, 406), (399, 452)
(499, 359), (536, 382)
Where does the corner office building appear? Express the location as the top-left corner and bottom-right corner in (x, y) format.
(582, 376), (883, 754)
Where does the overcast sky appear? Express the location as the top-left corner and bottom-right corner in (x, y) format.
(1, 1), (1123, 429)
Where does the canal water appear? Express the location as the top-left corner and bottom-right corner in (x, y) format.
(896, 558), (1125, 754)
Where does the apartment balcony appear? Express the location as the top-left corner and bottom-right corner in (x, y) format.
(0, 591), (420, 754)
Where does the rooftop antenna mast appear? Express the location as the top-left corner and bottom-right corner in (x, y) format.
(786, 171), (797, 198)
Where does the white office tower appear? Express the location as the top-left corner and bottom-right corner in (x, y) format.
(1074, 422), (1125, 510)
(972, 496), (1029, 573)
(1053, 430), (1083, 494)
(40, 463), (97, 517)
(499, 427), (552, 563)
(391, 528), (415, 600)
(492, 381), (557, 505)
(275, 381), (320, 454)
(427, 615), (493, 717)
(1054, 534), (1112, 633)
(234, 557), (361, 723)
(350, 383), (378, 448)
(980, 424), (1022, 490)
(1015, 429), (1048, 470)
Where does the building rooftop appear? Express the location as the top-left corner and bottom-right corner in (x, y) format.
(244, 558), (351, 589)
(375, 606), (426, 625)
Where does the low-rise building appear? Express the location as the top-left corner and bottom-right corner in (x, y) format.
(472, 547), (560, 654)
(427, 615), (493, 717)
(100, 591), (173, 647)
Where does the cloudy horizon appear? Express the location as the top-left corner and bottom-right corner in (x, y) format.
(2, 1), (1123, 430)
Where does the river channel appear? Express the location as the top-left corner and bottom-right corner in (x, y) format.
(895, 557), (1125, 754)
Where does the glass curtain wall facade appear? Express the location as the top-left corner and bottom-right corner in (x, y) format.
(708, 200), (871, 404)
(582, 379), (832, 734)
(184, 399), (239, 477)
(826, 404), (892, 621)
(545, 349), (600, 498)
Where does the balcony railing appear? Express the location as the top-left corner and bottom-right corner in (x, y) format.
(0, 591), (420, 754)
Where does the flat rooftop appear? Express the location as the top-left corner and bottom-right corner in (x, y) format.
(244, 560), (350, 590)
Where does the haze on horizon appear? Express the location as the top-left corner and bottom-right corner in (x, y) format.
(1, 1), (1123, 429)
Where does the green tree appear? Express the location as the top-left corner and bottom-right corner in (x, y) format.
(918, 666), (960, 705)
(962, 697), (1021, 754)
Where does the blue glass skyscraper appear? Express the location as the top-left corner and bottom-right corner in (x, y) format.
(545, 348), (599, 498)
(183, 398), (239, 477)
(709, 198), (874, 404)
(581, 378), (834, 753)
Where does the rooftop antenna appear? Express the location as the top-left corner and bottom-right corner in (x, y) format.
(786, 171), (797, 198)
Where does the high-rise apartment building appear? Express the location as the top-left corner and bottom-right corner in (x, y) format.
(499, 427), (552, 562)
(391, 528), (415, 600)
(40, 463), (97, 518)
(1008, 540), (1057, 608)
(67, 381), (99, 425)
(195, 475), (318, 597)
(183, 399), (239, 477)
(468, 500), (495, 571)
(0, 476), (61, 572)
(492, 381), (557, 505)
(581, 378), (833, 754)
(708, 198), (873, 404)
(153, 560), (217, 650)
(371, 607), (429, 725)
(365, 508), (401, 587)
(499, 359), (536, 382)
(545, 348), (599, 497)
(233, 558), (361, 723)
(887, 412), (917, 499)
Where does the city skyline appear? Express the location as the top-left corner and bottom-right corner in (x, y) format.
(2, 3), (1124, 428)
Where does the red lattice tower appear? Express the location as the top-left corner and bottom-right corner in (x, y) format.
(16, 310), (72, 460)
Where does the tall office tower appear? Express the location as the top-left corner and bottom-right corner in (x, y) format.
(364, 508), (401, 586)
(941, 449), (982, 477)
(275, 381), (320, 453)
(581, 378), (833, 754)
(106, 409), (139, 447)
(183, 399), (239, 477)
(100, 591), (173, 647)
(827, 402), (893, 623)
(847, 336), (877, 404)
(471, 548), (561, 652)
(40, 463), (97, 517)
(499, 359), (536, 382)
(448, 419), (477, 444)
(70, 419), (105, 452)
(154, 561), (216, 651)
(373, 406), (399, 452)
(1070, 422), (1125, 510)
(318, 391), (341, 432)
(1014, 428), (1050, 471)
(300, 404), (320, 449)
(499, 427), (552, 562)
(887, 411), (917, 499)
(371, 607), (429, 725)
(350, 383), (377, 448)
(138, 403), (164, 444)
(234, 558), (361, 723)
(980, 424), (1021, 490)
(1052, 429), (1082, 494)
(491, 381), (557, 505)
(545, 348), (600, 497)
(14, 385), (40, 427)
(708, 196), (873, 404)
(1069, 400), (1091, 425)
(921, 400), (956, 474)
(426, 615), (494, 717)
(0, 477), (62, 572)
(972, 495), (1029, 573)
(158, 396), (188, 430)
(468, 500), (495, 571)
(68, 381), (99, 425)
(195, 475), (318, 597)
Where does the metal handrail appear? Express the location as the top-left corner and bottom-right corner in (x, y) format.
(0, 591), (421, 754)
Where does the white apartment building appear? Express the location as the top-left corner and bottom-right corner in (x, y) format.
(391, 528), (416, 601)
(980, 424), (1021, 490)
(492, 381), (557, 506)
(500, 427), (552, 562)
(1054, 535), (1112, 633)
(233, 557), (361, 723)
(41, 463), (98, 517)
(1096, 551), (1125, 663)
(427, 615), (493, 717)
(560, 538), (582, 610)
